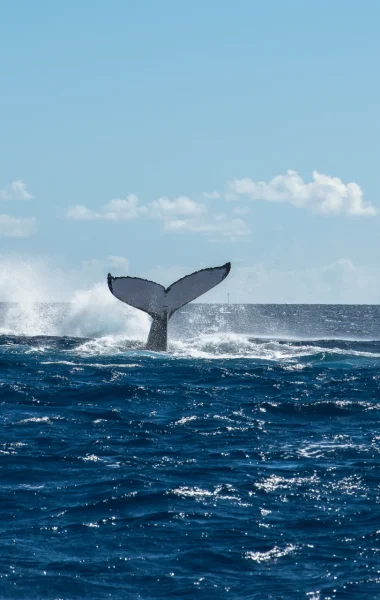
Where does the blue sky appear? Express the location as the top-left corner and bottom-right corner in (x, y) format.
(1, 0), (380, 302)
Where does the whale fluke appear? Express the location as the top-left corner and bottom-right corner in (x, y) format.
(107, 262), (231, 351)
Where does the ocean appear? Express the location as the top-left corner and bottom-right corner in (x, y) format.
(1, 302), (380, 599)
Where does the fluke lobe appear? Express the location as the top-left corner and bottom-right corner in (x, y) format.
(107, 263), (231, 351)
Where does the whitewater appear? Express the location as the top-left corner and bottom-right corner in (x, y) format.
(1, 277), (380, 599)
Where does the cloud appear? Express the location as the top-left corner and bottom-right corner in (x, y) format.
(149, 197), (249, 242)
(68, 195), (205, 222)
(80, 255), (130, 272)
(67, 205), (100, 220)
(164, 214), (251, 242)
(0, 214), (37, 237)
(107, 255), (130, 270)
(232, 206), (250, 216)
(148, 196), (205, 218)
(67, 195), (147, 221)
(67, 193), (248, 242)
(228, 170), (377, 216)
(0, 179), (34, 201)
(10, 180), (34, 200)
(203, 191), (220, 200)
(104, 197), (147, 220)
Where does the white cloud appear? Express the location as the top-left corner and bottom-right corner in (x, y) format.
(228, 170), (377, 216)
(67, 205), (99, 220)
(148, 197), (249, 242)
(148, 196), (205, 218)
(68, 195), (205, 223)
(10, 180), (34, 200)
(80, 255), (130, 272)
(165, 214), (251, 242)
(203, 191), (220, 200)
(67, 193), (249, 242)
(67, 195), (147, 221)
(232, 206), (250, 215)
(108, 255), (130, 270)
(104, 197), (147, 220)
(67, 167), (375, 245)
(0, 179), (34, 201)
(0, 214), (37, 237)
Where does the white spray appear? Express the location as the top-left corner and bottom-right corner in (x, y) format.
(0, 257), (149, 339)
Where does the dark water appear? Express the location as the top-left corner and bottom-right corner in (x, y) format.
(1, 304), (380, 599)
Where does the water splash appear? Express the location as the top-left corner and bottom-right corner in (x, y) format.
(0, 258), (149, 339)
(60, 283), (149, 339)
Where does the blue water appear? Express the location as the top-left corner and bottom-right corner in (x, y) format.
(1, 304), (380, 599)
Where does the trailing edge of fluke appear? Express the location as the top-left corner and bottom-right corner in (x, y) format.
(107, 262), (231, 351)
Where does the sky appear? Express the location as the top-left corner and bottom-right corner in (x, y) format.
(1, 0), (380, 303)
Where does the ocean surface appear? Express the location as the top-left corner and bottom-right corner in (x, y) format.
(1, 302), (380, 600)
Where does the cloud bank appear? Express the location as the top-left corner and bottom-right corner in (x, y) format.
(66, 169), (376, 244)
(68, 194), (250, 242)
(1, 255), (378, 304)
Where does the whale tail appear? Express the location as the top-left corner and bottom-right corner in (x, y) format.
(107, 262), (231, 351)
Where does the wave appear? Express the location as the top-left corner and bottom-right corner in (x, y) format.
(2, 330), (380, 362)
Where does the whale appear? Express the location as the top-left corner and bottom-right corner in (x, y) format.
(107, 262), (231, 351)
